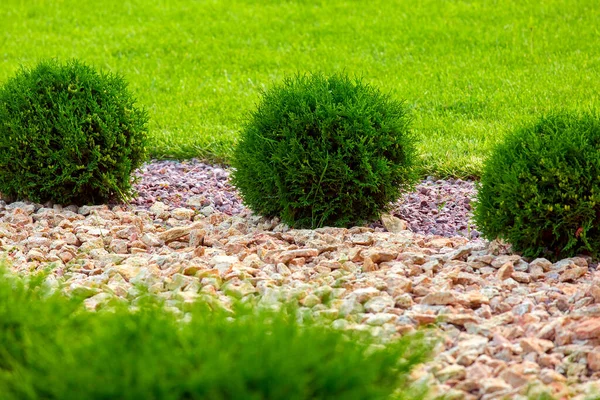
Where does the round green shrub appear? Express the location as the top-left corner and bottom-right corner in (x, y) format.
(0, 59), (148, 205)
(231, 73), (418, 229)
(474, 112), (600, 260)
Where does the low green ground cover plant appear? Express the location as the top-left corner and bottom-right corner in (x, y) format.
(474, 112), (600, 260)
(2, 0), (598, 177)
(0, 267), (431, 400)
(0, 59), (148, 205)
(232, 73), (418, 228)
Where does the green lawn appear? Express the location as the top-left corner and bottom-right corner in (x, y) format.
(1, 0), (598, 178)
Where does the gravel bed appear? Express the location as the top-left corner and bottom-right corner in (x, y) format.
(129, 159), (481, 238)
(2, 160), (600, 399)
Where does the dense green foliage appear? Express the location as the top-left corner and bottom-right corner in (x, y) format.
(231, 73), (418, 228)
(2, 0), (599, 177)
(0, 268), (431, 400)
(474, 112), (600, 260)
(0, 59), (148, 205)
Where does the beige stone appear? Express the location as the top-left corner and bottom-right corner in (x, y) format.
(362, 256), (377, 272)
(278, 248), (319, 264)
(496, 261), (514, 280)
(499, 369), (528, 388)
(520, 337), (554, 354)
(574, 317), (600, 340)
(511, 271), (531, 283)
(559, 266), (587, 282)
(587, 347), (600, 371)
(539, 368), (567, 384)
(381, 213), (408, 233)
(421, 291), (460, 306)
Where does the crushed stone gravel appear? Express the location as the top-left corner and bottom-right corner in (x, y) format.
(2, 159), (599, 400)
(129, 159), (481, 238)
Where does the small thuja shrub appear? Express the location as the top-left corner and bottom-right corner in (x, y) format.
(0, 59), (148, 205)
(0, 266), (431, 400)
(231, 73), (418, 228)
(474, 112), (600, 260)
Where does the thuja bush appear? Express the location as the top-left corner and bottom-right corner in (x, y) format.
(0, 267), (431, 400)
(474, 112), (600, 260)
(231, 73), (418, 228)
(0, 59), (148, 205)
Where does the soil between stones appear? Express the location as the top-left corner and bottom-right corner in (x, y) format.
(2, 160), (600, 400)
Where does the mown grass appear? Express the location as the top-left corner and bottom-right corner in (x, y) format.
(1, 0), (598, 177)
(0, 267), (431, 400)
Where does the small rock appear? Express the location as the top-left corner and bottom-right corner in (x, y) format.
(491, 255), (521, 269)
(349, 287), (381, 304)
(435, 365), (466, 382)
(363, 313), (397, 326)
(381, 213), (408, 233)
(364, 296), (395, 313)
(182, 264), (204, 276)
(587, 347), (600, 371)
(394, 293), (413, 309)
(481, 378), (511, 394)
(499, 369), (529, 388)
(110, 239), (129, 254)
(421, 291), (460, 306)
(362, 256), (377, 272)
(84, 292), (113, 310)
(338, 297), (364, 317)
(222, 280), (256, 299)
(149, 201), (169, 215)
(588, 281), (600, 303)
(26, 249), (46, 262)
(172, 207), (195, 220)
(158, 223), (201, 243)
(186, 195), (207, 208)
(559, 266), (587, 282)
(530, 258), (553, 271)
(511, 271), (531, 283)
(189, 229), (206, 247)
(141, 233), (163, 247)
(200, 206), (215, 216)
(539, 368), (567, 384)
(278, 248), (319, 264)
(497, 262), (514, 280)
(520, 337), (554, 354)
(300, 294), (321, 308)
